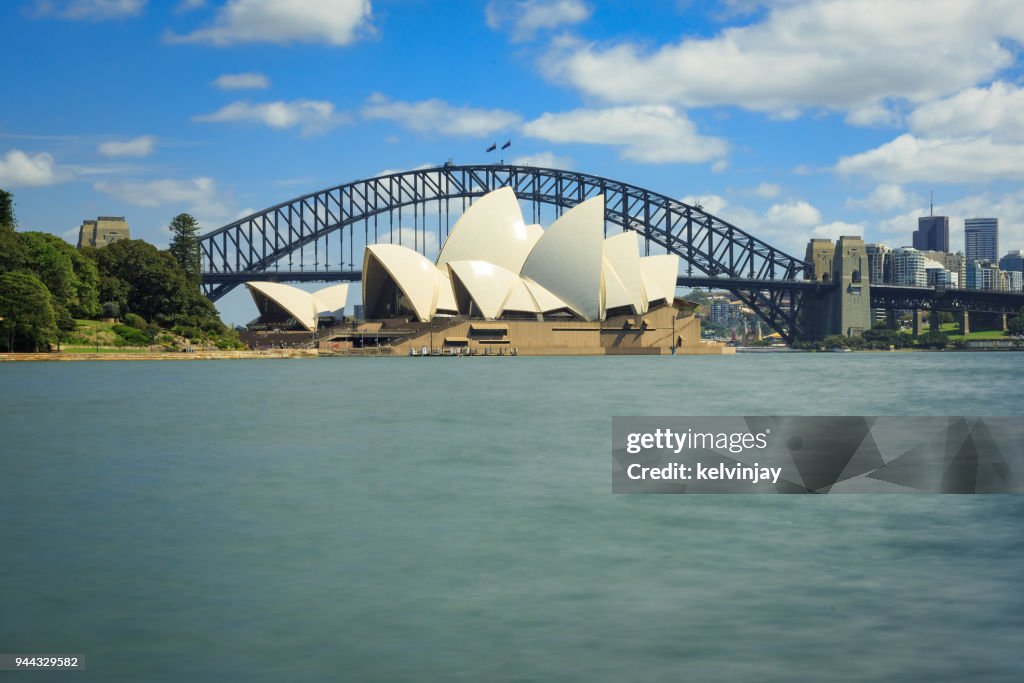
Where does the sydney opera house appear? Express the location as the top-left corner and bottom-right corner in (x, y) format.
(245, 188), (728, 355)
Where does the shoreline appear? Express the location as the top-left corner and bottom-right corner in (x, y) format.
(4, 345), (1021, 361)
(0, 349), (319, 362)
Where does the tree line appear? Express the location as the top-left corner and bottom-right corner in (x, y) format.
(0, 189), (231, 352)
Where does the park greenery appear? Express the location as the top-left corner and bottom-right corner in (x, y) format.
(0, 189), (241, 352)
(790, 317), (1024, 351)
(683, 286), (1023, 351)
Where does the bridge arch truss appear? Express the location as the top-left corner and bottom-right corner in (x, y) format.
(200, 164), (814, 341)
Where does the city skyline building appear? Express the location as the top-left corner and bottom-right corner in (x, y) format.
(920, 250), (965, 288)
(891, 247), (926, 287)
(865, 243), (891, 284)
(966, 260), (1000, 290)
(913, 215), (949, 252)
(964, 217), (999, 263)
(999, 250), (1024, 273)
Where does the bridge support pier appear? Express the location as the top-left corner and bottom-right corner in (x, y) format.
(1001, 312), (1008, 332)
(830, 237), (871, 338)
(959, 311), (970, 336)
(912, 309), (926, 337)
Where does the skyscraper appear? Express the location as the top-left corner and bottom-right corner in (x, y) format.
(865, 243), (891, 284)
(891, 247), (926, 286)
(964, 218), (998, 263)
(999, 250), (1024, 273)
(913, 215), (949, 252)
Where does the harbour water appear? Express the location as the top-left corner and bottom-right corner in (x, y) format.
(1, 354), (1022, 682)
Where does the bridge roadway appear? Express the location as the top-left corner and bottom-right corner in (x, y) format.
(202, 269), (1024, 315)
(202, 269), (823, 292)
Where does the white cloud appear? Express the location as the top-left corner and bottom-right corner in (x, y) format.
(836, 134), (1024, 184)
(97, 135), (156, 158)
(846, 184), (914, 212)
(94, 176), (214, 207)
(486, 0), (591, 42)
(0, 149), (71, 187)
(509, 151), (572, 168)
(213, 72), (270, 90)
(167, 0), (373, 46)
(844, 101), (902, 127)
(907, 81), (1024, 142)
(836, 81), (1024, 183)
(194, 99), (349, 136)
(810, 220), (865, 241)
(522, 105), (727, 164)
(542, 0), (1024, 117)
(362, 94), (521, 137)
(876, 208), (925, 236)
(681, 194), (729, 216)
(31, 0), (145, 20)
(752, 182), (781, 199)
(94, 176), (232, 224)
(677, 195), (828, 255)
(762, 200), (822, 229)
(751, 201), (826, 255)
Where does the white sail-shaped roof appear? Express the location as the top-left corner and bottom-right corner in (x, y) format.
(521, 195), (606, 321)
(246, 281), (319, 331)
(521, 277), (570, 313)
(363, 244), (443, 322)
(312, 283), (350, 318)
(247, 282), (349, 331)
(436, 187), (542, 274)
(501, 277), (541, 315)
(603, 232), (647, 314)
(447, 260), (521, 319)
(602, 260), (634, 314)
(435, 269), (458, 314)
(639, 254), (680, 306)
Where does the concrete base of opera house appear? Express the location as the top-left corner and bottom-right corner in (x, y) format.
(317, 303), (735, 357)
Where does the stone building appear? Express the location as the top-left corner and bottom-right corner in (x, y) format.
(76, 216), (130, 249)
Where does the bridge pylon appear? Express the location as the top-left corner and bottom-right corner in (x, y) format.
(800, 236), (871, 340)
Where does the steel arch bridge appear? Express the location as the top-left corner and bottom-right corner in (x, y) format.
(200, 164), (816, 341)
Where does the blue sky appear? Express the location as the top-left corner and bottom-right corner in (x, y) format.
(3, 0), (1024, 323)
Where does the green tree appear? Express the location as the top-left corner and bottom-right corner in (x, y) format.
(0, 189), (15, 228)
(917, 330), (949, 349)
(0, 270), (56, 352)
(54, 305), (76, 350)
(92, 240), (189, 321)
(88, 238), (223, 329)
(17, 231), (77, 309)
(861, 327), (915, 349)
(168, 213), (202, 284)
(1008, 307), (1024, 336)
(68, 248), (100, 318)
(14, 231), (100, 319)
(0, 223), (27, 274)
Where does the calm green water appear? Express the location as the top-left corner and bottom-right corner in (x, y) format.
(1, 354), (1022, 682)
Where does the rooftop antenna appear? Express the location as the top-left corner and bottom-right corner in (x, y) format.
(930, 190), (934, 217)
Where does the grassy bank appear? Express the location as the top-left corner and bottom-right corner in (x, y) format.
(938, 322), (1013, 342)
(57, 318), (243, 352)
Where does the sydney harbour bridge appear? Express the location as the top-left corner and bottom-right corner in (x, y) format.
(199, 164), (1024, 343)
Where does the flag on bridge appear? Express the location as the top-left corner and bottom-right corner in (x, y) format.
(501, 140), (511, 150)
(485, 142), (497, 153)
